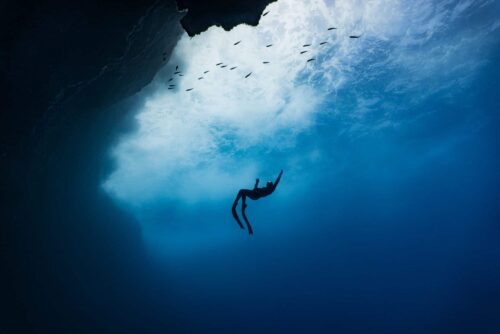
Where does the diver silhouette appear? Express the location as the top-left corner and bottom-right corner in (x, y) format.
(232, 170), (283, 235)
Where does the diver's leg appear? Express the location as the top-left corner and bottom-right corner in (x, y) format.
(242, 192), (248, 209)
(232, 190), (241, 211)
(232, 190), (244, 229)
(241, 196), (253, 235)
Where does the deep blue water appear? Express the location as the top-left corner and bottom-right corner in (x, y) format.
(159, 91), (498, 334)
(99, 2), (500, 332)
(132, 44), (499, 334)
(8, 1), (498, 333)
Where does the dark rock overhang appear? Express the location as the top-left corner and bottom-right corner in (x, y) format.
(177, 0), (277, 36)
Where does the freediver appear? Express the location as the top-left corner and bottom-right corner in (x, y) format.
(232, 170), (283, 235)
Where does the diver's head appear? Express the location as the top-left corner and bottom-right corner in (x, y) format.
(266, 181), (273, 188)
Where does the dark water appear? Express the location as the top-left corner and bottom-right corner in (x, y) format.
(2, 1), (499, 333)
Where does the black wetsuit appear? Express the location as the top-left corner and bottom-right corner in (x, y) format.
(238, 184), (274, 200)
(231, 170), (283, 235)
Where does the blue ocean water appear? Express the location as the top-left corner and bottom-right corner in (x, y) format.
(102, 1), (500, 332)
(152, 67), (499, 333)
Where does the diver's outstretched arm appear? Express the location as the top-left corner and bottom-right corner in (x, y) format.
(272, 170), (283, 192)
(253, 178), (260, 190)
